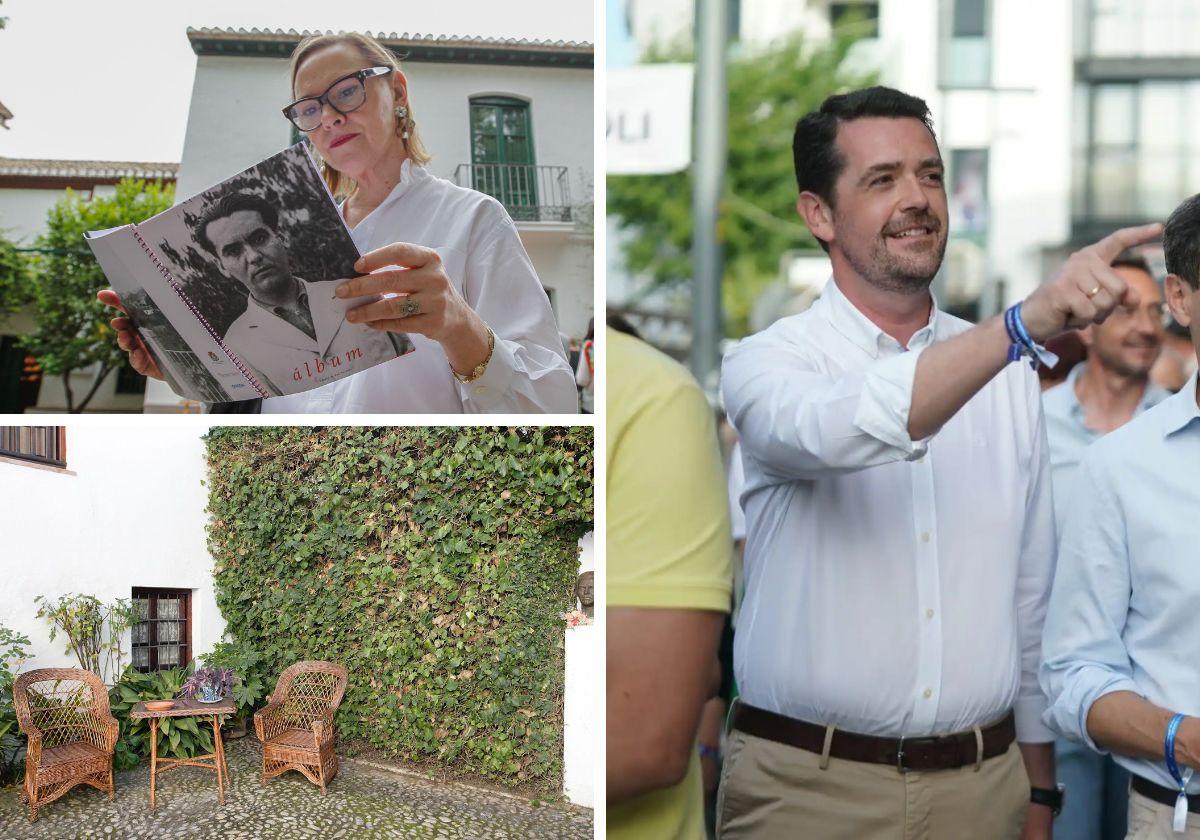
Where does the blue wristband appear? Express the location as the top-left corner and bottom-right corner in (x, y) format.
(1167, 713), (1187, 789)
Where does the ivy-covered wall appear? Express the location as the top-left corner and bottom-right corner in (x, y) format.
(204, 427), (593, 792)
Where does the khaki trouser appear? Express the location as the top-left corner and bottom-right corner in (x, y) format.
(716, 728), (1030, 840)
(1127, 790), (1200, 838)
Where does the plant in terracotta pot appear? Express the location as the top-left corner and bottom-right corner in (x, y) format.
(179, 666), (233, 704)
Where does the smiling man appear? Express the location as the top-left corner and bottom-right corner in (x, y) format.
(197, 192), (408, 395)
(717, 86), (1161, 839)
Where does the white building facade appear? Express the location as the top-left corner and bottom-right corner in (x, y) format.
(0, 424), (223, 679)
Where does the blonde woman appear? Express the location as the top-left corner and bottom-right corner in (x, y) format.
(101, 32), (577, 413)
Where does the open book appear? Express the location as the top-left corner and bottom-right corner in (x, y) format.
(85, 143), (414, 402)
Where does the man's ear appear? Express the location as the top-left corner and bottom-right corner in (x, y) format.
(1165, 274), (1194, 328)
(797, 191), (834, 250)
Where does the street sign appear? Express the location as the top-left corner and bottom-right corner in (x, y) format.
(606, 64), (694, 175)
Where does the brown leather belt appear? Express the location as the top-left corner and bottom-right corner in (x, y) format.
(1132, 775), (1200, 813)
(731, 702), (1016, 773)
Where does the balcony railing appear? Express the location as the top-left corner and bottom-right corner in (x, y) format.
(454, 164), (573, 224)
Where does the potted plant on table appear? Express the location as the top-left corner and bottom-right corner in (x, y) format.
(200, 639), (270, 739)
(179, 666), (233, 704)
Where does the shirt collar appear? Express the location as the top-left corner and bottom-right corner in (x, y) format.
(1063, 361), (1172, 421)
(1162, 371), (1200, 438)
(819, 275), (939, 358)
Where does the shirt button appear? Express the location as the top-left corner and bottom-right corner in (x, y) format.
(920, 532), (930, 543)
(923, 688), (932, 699)
(926, 609), (934, 619)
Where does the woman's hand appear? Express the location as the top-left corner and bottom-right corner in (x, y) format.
(336, 242), (491, 376)
(96, 289), (165, 380)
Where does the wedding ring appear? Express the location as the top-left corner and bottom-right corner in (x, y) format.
(1087, 285), (1101, 298)
(402, 298), (420, 317)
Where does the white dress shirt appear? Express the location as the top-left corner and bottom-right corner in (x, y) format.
(721, 278), (1057, 742)
(261, 159), (577, 413)
(1040, 375), (1200, 790)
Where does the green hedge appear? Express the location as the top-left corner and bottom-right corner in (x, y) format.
(204, 427), (592, 791)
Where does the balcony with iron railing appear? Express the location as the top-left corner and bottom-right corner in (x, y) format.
(454, 164), (573, 225)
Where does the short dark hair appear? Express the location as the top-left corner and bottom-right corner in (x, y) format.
(793, 87), (936, 253)
(1164, 194), (1200, 290)
(1110, 251), (1154, 279)
(196, 192), (279, 256)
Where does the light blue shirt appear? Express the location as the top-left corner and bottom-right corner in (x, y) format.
(1042, 363), (1169, 531)
(1040, 373), (1200, 790)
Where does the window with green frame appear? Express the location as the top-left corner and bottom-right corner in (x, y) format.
(469, 96), (538, 219)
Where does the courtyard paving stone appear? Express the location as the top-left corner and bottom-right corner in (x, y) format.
(0, 736), (592, 839)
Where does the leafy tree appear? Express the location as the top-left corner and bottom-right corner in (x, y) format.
(0, 233), (32, 317)
(607, 28), (876, 336)
(25, 179), (173, 412)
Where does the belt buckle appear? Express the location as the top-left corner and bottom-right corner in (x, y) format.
(896, 736), (910, 774)
(896, 734), (940, 774)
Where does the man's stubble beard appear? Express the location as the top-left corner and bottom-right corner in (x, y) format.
(837, 221), (949, 295)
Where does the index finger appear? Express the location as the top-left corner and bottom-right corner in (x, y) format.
(354, 242), (439, 274)
(1088, 222), (1163, 265)
(97, 288), (128, 314)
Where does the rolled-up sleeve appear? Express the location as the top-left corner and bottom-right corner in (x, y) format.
(458, 216), (578, 413)
(721, 332), (928, 480)
(1013, 373), (1057, 743)
(1039, 451), (1139, 751)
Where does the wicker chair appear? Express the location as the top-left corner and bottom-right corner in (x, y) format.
(13, 668), (118, 822)
(254, 660), (348, 794)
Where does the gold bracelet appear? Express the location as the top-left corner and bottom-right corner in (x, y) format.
(452, 327), (495, 383)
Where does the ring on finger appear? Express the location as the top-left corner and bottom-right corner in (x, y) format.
(401, 297), (420, 317)
(1087, 284), (1101, 298)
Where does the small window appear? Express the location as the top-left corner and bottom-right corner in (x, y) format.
(940, 0), (991, 88)
(131, 588), (192, 672)
(0, 427), (66, 467)
(115, 361), (147, 395)
(830, 3), (880, 39)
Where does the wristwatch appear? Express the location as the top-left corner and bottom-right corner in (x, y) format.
(1030, 784), (1065, 816)
(452, 327), (495, 384)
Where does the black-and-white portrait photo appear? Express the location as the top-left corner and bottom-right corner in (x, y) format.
(138, 144), (413, 396)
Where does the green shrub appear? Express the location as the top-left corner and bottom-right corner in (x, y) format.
(0, 625), (32, 787)
(204, 427), (593, 792)
(201, 638), (270, 726)
(108, 665), (216, 771)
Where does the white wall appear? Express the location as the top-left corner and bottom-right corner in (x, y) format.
(0, 188), (68, 244)
(563, 623), (595, 807)
(0, 423), (222, 678)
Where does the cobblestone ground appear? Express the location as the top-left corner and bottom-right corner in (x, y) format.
(0, 737), (592, 839)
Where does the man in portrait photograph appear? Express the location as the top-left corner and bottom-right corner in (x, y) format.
(193, 191), (411, 395)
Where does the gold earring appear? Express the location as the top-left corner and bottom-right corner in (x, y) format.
(394, 105), (410, 140)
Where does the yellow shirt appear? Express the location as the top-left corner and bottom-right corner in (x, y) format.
(607, 328), (733, 840)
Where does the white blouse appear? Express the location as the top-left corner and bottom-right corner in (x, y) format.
(260, 159), (577, 414)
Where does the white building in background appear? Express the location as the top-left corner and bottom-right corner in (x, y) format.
(0, 159), (179, 413)
(0, 425), (223, 679)
(142, 27), (594, 411)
